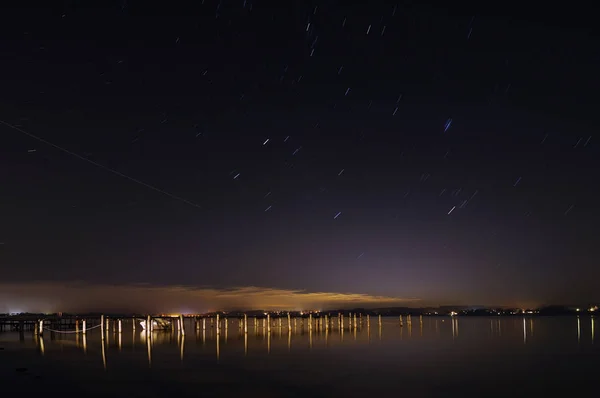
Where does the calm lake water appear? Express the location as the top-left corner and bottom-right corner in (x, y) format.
(0, 316), (598, 397)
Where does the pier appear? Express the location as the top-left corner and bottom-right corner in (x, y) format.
(0, 312), (407, 338)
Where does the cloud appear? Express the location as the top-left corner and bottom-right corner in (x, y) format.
(0, 281), (420, 313)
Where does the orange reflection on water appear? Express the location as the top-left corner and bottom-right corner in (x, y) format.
(101, 336), (107, 370)
(39, 335), (45, 356)
(216, 333), (220, 361)
(146, 332), (152, 368)
(179, 335), (185, 362)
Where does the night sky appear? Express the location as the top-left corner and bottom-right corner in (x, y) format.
(1, 1), (598, 313)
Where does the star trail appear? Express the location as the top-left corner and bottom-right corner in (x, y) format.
(0, 1), (598, 312)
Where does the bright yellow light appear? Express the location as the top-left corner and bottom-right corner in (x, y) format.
(576, 308), (580, 312)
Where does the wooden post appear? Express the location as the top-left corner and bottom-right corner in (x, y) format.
(38, 319), (44, 335)
(82, 319), (86, 335)
(101, 315), (105, 339)
(118, 319), (122, 334)
(399, 315), (403, 326)
(216, 314), (220, 334)
(288, 313), (291, 332)
(180, 314), (185, 336)
(76, 319), (80, 333)
(147, 315), (152, 334)
(132, 317), (136, 331)
(202, 317), (206, 331)
(278, 317), (282, 329)
(378, 314), (382, 326)
(244, 314), (248, 334)
(309, 314), (313, 331)
(267, 314), (271, 333)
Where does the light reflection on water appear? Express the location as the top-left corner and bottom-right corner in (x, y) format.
(2, 316), (599, 396)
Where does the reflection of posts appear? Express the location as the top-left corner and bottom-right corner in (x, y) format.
(179, 334), (185, 362)
(146, 332), (152, 368)
(267, 329), (271, 354)
(180, 314), (185, 336)
(38, 335), (45, 355)
(101, 335), (107, 370)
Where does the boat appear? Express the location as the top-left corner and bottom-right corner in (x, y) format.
(139, 318), (172, 331)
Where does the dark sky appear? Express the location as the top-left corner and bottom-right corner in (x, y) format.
(0, 1), (598, 312)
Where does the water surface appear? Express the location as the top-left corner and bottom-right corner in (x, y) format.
(0, 316), (597, 397)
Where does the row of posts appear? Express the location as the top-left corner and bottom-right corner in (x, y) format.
(35, 313), (424, 336)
